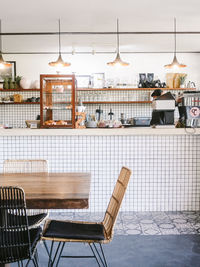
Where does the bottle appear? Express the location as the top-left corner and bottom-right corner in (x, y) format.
(3, 78), (9, 89)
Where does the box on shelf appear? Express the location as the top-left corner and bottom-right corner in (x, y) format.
(152, 92), (175, 110)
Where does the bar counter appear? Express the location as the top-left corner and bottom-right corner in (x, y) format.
(0, 127), (200, 136)
(0, 127), (200, 212)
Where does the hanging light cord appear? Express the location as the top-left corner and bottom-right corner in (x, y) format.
(174, 17), (176, 56)
(58, 18), (61, 55)
(117, 18), (119, 53)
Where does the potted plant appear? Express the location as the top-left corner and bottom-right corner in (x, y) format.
(8, 77), (14, 89)
(180, 74), (187, 88)
(3, 76), (9, 89)
(15, 76), (22, 88)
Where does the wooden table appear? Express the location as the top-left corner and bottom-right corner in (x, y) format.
(0, 172), (91, 266)
(0, 172), (91, 209)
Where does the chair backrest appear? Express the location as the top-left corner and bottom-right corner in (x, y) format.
(0, 186), (31, 264)
(3, 159), (48, 173)
(102, 167), (131, 240)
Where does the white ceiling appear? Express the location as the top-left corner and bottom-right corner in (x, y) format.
(1, 0), (200, 53)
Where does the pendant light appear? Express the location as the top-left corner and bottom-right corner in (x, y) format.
(107, 19), (129, 67)
(49, 19), (71, 67)
(164, 18), (186, 69)
(0, 20), (11, 68)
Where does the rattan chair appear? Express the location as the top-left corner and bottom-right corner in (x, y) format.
(42, 166), (132, 267)
(0, 186), (42, 266)
(3, 159), (49, 227)
(3, 159), (48, 173)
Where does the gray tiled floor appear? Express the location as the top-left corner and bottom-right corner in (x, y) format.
(49, 211), (200, 235)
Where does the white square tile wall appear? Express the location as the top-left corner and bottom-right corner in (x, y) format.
(0, 134), (199, 212)
(0, 91), (40, 128)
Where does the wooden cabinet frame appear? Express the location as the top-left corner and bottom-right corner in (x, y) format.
(40, 74), (76, 128)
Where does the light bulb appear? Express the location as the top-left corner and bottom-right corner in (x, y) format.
(115, 62), (121, 68)
(0, 63), (5, 69)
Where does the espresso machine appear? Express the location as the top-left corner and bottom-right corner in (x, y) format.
(178, 91), (200, 127)
(150, 92), (175, 125)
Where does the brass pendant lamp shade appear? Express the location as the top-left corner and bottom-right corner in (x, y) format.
(49, 19), (71, 67)
(107, 19), (129, 67)
(0, 20), (11, 68)
(107, 52), (129, 67)
(0, 53), (11, 67)
(164, 18), (186, 69)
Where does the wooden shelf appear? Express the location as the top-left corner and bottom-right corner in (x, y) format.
(48, 102), (71, 104)
(0, 88), (195, 92)
(41, 124), (73, 128)
(83, 101), (151, 104)
(77, 88), (196, 91)
(0, 101), (151, 105)
(0, 89), (40, 92)
(42, 101), (151, 105)
(0, 102), (40, 105)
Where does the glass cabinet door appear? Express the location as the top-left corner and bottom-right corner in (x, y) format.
(40, 75), (76, 128)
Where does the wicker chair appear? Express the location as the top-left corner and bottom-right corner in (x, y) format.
(42, 167), (132, 267)
(3, 159), (48, 173)
(0, 186), (42, 266)
(3, 159), (49, 227)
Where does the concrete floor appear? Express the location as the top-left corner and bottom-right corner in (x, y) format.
(12, 235), (200, 267)
(10, 211), (200, 267)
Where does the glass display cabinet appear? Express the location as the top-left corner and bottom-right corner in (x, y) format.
(40, 74), (76, 128)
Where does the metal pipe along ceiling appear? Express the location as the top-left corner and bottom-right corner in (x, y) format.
(2, 51), (200, 55)
(2, 30), (200, 54)
(1, 31), (200, 36)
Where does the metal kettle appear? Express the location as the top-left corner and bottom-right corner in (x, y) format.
(187, 81), (196, 88)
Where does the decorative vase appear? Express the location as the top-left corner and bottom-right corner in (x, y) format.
(15, 76), (22, 88)
(20, 78), (31, 89)
(13, 81), (17, 89)
(3, 78), (9, 89)
(8, 78), (13, 89)
(31, 80), (40, 89)
(10, 81), (14, 89)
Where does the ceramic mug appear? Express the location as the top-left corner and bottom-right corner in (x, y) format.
(77, 106), (86, 112)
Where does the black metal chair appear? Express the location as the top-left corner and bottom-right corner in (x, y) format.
(42, 167), (132, 267)
(0, 186), (42, 266)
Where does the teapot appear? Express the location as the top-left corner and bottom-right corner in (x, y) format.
(187, 81), (196, 88)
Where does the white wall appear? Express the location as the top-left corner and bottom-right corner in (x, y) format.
(4, 53), (200, 89)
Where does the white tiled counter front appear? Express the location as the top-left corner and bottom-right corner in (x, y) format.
(0, 128), (200, 212)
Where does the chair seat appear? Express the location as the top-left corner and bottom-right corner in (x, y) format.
(7, 212), (48, 227)
(0, 227), (42, 263)
(30, 227), (42, 251)
(28, 213), (48, 227)
(43, 220), (105, 241)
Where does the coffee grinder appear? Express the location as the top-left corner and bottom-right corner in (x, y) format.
(150, 92), (175, 126)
